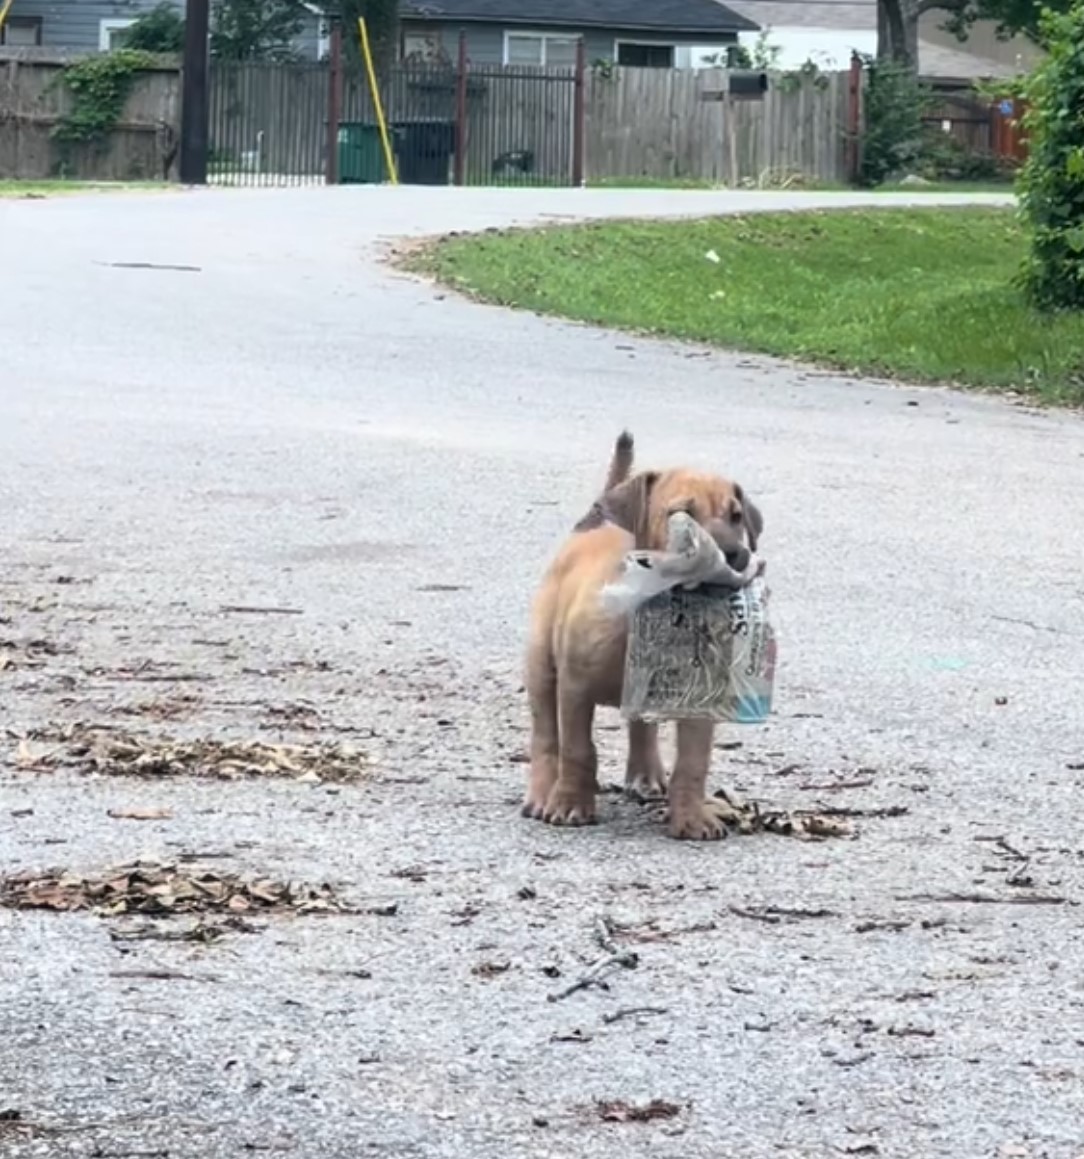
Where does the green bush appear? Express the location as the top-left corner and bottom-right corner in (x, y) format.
(857, 56), (928, 186)
(917, 129), (1016, 182)
(124, 3), (185, 52)
(1017, 2), (1084, 311)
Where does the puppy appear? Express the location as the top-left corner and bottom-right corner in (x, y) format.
(523, 432), (763, 840)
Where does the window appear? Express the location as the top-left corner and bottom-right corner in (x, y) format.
(615, 41), (675, 68)
(1, 16), (43, 45)
(503, 31), (579, 68)
(401, 26), (443, 61)
(98, 18), (136, 51)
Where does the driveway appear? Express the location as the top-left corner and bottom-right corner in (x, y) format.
(2, 185), (1082, 1159)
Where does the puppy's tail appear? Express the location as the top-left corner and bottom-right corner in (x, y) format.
(604, 430), (634, 492)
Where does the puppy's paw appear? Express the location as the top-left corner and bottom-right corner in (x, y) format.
(625, 765), (668, 802)
(541, 786), (597, 827)
(521, 789), (549, 820)
(668, 800), (731, 841)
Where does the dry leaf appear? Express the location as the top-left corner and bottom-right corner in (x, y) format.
(0, 861), (352, 918)
(596, 1098), (682, 1123)
(471, 961), (511, 978)
(107, 807), (173, 821)
(5, 725), (367, 783)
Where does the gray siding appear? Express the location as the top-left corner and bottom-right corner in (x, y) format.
(9, 0), (321, 55)
(9, 0), (141, 52)
(405, 19), (735, 66)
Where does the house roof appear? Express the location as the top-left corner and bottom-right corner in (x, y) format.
(723, 0), (1023, 77)
(724, 1), (874, 32)
(401, 0), (759, 35)
(918, 39), (1019, 79)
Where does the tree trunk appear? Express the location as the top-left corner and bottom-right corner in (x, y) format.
(877, 0), (921, 71)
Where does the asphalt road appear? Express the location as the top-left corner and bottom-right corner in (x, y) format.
(2, 185), (1083, 1159)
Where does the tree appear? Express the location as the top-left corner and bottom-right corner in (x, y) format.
(940, 0), (1076, 44)
(338, 0), (399, 70)
(876, 0), (960, 71)
(1016, 2), (1084, 312)
(210, 0), (305, 61)
(123, 2), (185, 52)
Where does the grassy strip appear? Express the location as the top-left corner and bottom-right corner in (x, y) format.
(0, 180), (169, 199)
(411, 207), (1083, 404)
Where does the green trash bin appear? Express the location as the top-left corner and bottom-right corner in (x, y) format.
(338, 122), (385, 184)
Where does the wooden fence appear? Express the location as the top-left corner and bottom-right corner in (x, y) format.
(0, 50), (1024, 187)
(585, 67), (853, 186)
(0, 49), (179, 181)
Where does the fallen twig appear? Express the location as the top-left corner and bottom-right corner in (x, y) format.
(729, 904), (836, 924)
(219, 605), (304, 616)
(602, 1005), (669, 1025)
(799, 778), (875, 792)
(895, 891), (1069, 906)
(547, 917), (639, 1003)
(729, 905), (781, 925)
(109, 967), (219, 983)
(811, 804), (908, 820)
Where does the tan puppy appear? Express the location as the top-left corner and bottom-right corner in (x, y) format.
(523, 432), (764, 840)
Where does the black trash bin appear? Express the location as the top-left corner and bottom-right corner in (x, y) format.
(392, 119), (457, 185)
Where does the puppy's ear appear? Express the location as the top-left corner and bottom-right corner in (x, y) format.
(600, 470), (659, 547)
(735, 484), (763, 552)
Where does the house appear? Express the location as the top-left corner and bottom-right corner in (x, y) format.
(0, 0), (328, 55)
(398, 0), (758, 70)
(707, 0), (1041, 83)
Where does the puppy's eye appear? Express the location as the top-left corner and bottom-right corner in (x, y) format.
(730, 506), (744, 526)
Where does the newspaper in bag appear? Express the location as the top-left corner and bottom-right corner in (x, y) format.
(620, 576), (776, 724)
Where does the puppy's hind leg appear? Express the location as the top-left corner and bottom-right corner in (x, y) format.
(523, 638), (559, 820)
(542, 679), (598, 826)
(625, 720), (668, 800)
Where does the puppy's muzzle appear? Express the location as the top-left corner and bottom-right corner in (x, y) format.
(723, 544), (751, 572)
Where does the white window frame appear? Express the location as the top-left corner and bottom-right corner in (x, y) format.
(501, 29), (581, 67)
(613, 39), (678, 68)
(99, 17), (136, 51)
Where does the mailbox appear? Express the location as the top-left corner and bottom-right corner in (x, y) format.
(728, 71), (769, 98)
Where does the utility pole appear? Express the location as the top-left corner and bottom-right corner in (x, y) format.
(179, 0), (210, 184)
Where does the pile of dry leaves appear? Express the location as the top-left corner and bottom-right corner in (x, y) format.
(708, 789), (852, 840)
(7, 724), (366, 783)
(0, 861), (351, 918)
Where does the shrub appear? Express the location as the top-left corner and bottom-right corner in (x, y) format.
(1017, 1), (1084, 312)
(857, 55), (928, 187)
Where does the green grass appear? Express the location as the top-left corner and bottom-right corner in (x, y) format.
(411, 206), (1083, 404)
(0, 180), (169, 199)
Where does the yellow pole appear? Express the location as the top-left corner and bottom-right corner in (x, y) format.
(0, 0), (15, 37)
(358, 17), (398, 185)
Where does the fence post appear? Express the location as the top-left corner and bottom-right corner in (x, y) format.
(846, 51), (862, 184)
(179, 0), (210, 184)
(572, 38), (586, 187)
(325, 17), (343, 185)
(454, 31), (468, 186)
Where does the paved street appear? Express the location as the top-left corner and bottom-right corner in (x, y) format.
(2, 184), (1082, 1159)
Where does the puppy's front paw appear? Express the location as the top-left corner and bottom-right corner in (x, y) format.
(668, 800), (731, 841)
(625, 765), (668, 802)
(541, 786), (597, 827)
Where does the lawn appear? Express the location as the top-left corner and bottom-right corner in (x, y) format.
(412, 206), (1084, 404)
(0, 180), (168, 199)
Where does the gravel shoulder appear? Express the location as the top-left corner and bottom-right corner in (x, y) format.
(2, 186), (1082, 1159)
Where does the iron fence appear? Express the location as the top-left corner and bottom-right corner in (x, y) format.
(209, 60), (330, 186)
(205, 50), (583, 187)
(341, 59), (579, 186)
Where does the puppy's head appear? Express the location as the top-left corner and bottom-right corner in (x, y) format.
(601, 467), (763, 568)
